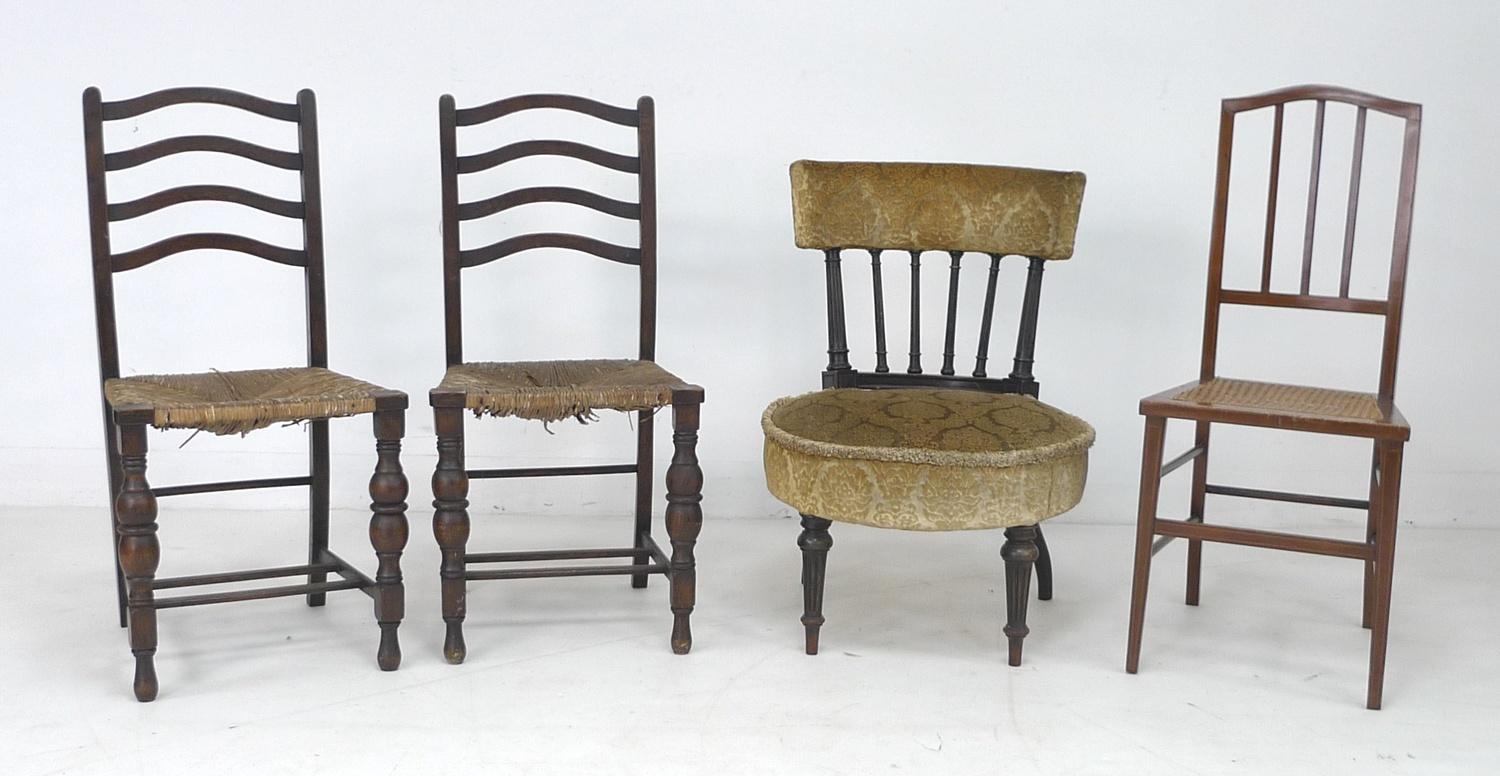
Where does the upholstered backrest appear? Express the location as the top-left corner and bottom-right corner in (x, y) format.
(790, 161), (1086, 260)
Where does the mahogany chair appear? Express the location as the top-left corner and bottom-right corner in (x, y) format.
(763, 161), (1094, 664)
(429, 94), (704, 662)
(83, 87), (409, 701)
(1124, 85), (1422, 709)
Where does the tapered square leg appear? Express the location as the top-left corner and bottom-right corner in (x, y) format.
(1362, 444), (1380, 629)
(1367, 441), (1403, 710)
(115, 423), (159, 702)
(664, 400), (702, 654)
(307, 419), (330, 607)
(1185, 421), (1210, 606)
(797, 514), (832, 655)
(1126, 416), (1167, 674)
(431, 405), (470, 664)
(369, 409), (408, 671)
(1002, 524), (1039, 666)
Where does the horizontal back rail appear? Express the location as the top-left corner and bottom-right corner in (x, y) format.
(455, 186), (639, 221)
(456, 139), (639, 174)
(108, 185), (305, 221)
(104, 135), (300, 171)
(100, 87), (300, 122)
(459, 232), (640, 268)
(112, 233), (307, 271)
(455, 93), (640, 127)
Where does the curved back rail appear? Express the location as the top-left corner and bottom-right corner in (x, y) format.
(788, 160), (1087, 396)
(438, 93), (656, 366)
(1198, 84), (1422, 401)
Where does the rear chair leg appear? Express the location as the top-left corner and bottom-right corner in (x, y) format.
(116, 423), (159, 702)
(431, 406), (470, 664)
(665, 401), (703, 654)
(1186, 421), (1210, 606)
(369, 409), (408, 671)
(1367, 441), (1404, 710)
(105, 422), (127, 628)
(307, 419), (330, 607)
(1363, 445), (1380, 629)
(1001, 524), (1039, 665)
(1033, 524), (1053, 601)
(1126, 416), (1167, 674)
(798, 514), (833, 654)
(631, 411), (654, 589)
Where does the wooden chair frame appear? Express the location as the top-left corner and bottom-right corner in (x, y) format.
(83, 87), (409, 701)
(1124, 84), (1421, 709)
(428, 94), (704, 663)
(800, 238), (1065, 664)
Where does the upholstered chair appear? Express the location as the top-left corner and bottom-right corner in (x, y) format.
(762, 160), (1093, 664)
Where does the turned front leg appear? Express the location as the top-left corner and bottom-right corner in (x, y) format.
(116, 423), (160, 702)
(1001, 524), (1039, 666)
(369, 409), (409, 671)
(798, 514), (833, 655)
(664, 400), (703, 654)
(431, 406), (470, 664)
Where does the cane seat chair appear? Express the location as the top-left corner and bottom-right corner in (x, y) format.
(1124, 85), (1422, 709)
(763, 160), (1093, 664)
(429, 94), (705, 663)
(83, 87), (410, 702)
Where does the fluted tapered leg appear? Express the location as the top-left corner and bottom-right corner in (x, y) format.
(431, 406), (470, 664)
(369, 409), (408, 671)
(664, 400), (702, 654)
(115, 423), (159, 702)
(797, 514), (832, 655)
(1002, 524), (1039, 666)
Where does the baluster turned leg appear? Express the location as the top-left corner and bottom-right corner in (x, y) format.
(1002, 524), (1039, 666)
(369, 409), (408, 671)
(431, 406), (470, 664)
(664, 400), (703, 654)
(1033, 525), (1053, 601)
(798, 514), (833, 655)
(115, 423), (159, 701)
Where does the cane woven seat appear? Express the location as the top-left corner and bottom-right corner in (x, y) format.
(437, 359), (691, 423)
(763, 388), (1095, 531)
(1141, 377), (1409, 439)
(104, 367), (391, 436)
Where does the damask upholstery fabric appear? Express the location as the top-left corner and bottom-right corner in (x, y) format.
(762, 388), (1094, 531)
(789, 160), (1086, 259)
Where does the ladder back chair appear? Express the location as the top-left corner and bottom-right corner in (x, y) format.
(429, 94), (705, 663)
(763, 160), (1094, 664)
(1124, 85), (1422, 709)
(83, 87), (409, 702)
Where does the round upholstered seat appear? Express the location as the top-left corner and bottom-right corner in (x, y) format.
(762, 388), (1095, 531)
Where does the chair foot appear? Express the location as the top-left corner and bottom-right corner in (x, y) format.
(1002, 525), (1038, 666)
(443, 623), (467, 664)
(377, 624), (401, 671)
(132, 651), (158, 702)
(798, 514), (832, 655)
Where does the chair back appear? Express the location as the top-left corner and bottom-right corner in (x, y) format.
(789, 160), (1086, 393)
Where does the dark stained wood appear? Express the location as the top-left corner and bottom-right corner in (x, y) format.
(824, 249), (851, 378)
(433, 93), (703, 658)
(1128, 85), (1422, 709)
(369, 410), (409, 671)
(870, 250), (890, 372)
(797, 514), (833, 655)
(83, 86), (408, 700)
(1001, 524), (1039, 666)
(1010, 257), (1046, 384)
(973, 253), (1002, 377)
(1033, 526), (1053, 602)
(942, 251), (962, 375)
(907, 251), (922, 374)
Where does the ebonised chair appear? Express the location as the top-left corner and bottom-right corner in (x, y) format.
(428, 94), (704, 662)
(1124, 85), (1422, 709)
(763, 160), (1093, 664)
(83, 87), (409, 701)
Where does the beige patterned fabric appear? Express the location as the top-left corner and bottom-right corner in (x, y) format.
(762, 388), (1094, 531)
(105, 367), (387, 436)
(1174, 378), (1383, 421)
(789, 160), (1086, 259)
(438, 359), (687, 423)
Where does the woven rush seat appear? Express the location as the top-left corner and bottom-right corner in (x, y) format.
(437, 359), (690, 423)
(763, 388), (1095, 531)
(104, 367), (391, 436)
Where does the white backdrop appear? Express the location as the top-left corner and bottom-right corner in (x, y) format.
(2, 1), (1496, 528)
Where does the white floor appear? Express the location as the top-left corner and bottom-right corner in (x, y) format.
(3, 506), (1497, 775)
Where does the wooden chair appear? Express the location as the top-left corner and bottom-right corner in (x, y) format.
(429, 94), (705, 663)
(1124, 85), (1422, 709)
(83, 87), (410, 701)
(763, 160), (1094, 664)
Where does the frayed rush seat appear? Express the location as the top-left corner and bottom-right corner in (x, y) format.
(104, 367), (395, 436)
(437, 359), (691, 423)
(764, 388), (1094, 531)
